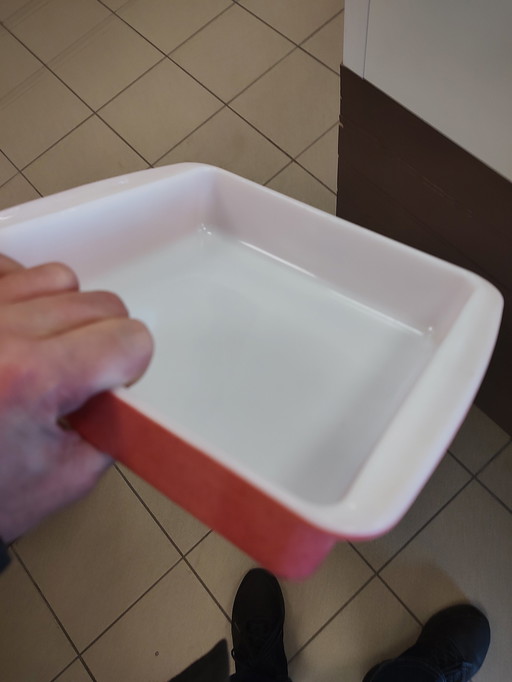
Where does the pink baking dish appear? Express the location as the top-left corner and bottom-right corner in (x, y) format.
(0, 164), (502, 578)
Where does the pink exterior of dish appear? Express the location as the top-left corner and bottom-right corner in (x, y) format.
(69, 392), (338, 579)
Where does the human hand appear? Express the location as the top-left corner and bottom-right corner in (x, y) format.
(0, 254), (153, 542)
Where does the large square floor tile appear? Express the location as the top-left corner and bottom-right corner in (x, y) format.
(238, 0), (344, 44)
(231, 49), (339, 157)
(0, 554), (75, 682)
(289, 577), (421, 682)
(3, 0), (110, 63)
(15, 467), (180, 651)
(100, 59), (223, 163)
(302, 10), (344, 73)
(156, 106), (289, 183)
(119, 465), (210, 555)
(296, 124), (339, 192)
(188, 532), (373, 657)
(0, 173), (40, 210)
(479, 442), (512, 510)
(24, 115), (148, 196)
(0, 68), (90, 168)
(354, 454), (471, 571)
(83, 561), (230, 682)
(0, 25), (42, 99)
(380, 481), (512, 681)
(50, 14), (162, 109)
(266, 161), (337, 213)
(118, 0), (231, 54)
(448, 404), (510, 473)
(172, 4), (293, 102)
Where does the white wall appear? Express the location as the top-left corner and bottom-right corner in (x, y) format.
(344, 0), (512, 182)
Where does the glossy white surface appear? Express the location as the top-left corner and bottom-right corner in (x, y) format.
(0, 164), (503, 536)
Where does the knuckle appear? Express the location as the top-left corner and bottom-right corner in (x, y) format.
(40, 262), (79, 291)
(0, 336), (44, 404)
(91, 291), (129, 317)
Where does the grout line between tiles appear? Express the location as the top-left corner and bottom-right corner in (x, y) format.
(288, 573), (376, 663)
(1, 25), (152, 171)
(49, 656), (80, 682)
(18, 169), (44, 198)
(473, 435), (512, 476)
(235, 1), (343, 57)
(115, 467), (231, 620)
(10, 547), (96, 679)
(375, 574), (423, 627)
(115, 465), (186, 557)
(223, 45), (297, 105)
(17, 113), (96, 176)
(446, 449), (475, 477)
(3, 12), (340, 185)
(348, 541), (379, 574)
(475, 477), (512, 516)
(182, 556), (232, 622)
(374, 476), (474, 575)
(264, 159), (294, 186)
(448, 433), (512, 478)
(79, 559), (183, 657)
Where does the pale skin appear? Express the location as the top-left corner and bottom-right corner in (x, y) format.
(0, 253), (154, 543)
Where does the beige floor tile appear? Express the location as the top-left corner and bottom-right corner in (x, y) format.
(267, 161), (337, 214)
(479, 442), (512, 510)
(15, 467), (180, 651)
(100, 59), (222, 163)
(0, 151), (16, 186)
(4, 0), (110, 63)
(231, 49), (339, 157)
(188, 532), (373, 657)
(289, 577), (421, 682)
(380, 481), (512, 681)
(302, 11), (344, 73)
(354, 454), (471, 570)
(24, 115), (148, 196)
(50, 15), (162, 110)
(238, 0), (344, 44)
(0, 173), (40, 210)
(55, 659), (93, 682)
(0, 68), (90, 168)
(84, 561), (230, 682)
(0, 554), (75, 682)
(118, 0), (231, 54)
(0, 25), (42, 99)
(172, 5), (293, 102)
(448, 404), (510, 472)
(296, 124), (339, 192)
(156, 106), (289, 183)
(119, 465), (210, 554)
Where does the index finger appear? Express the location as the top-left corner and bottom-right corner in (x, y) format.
(0, 254), (24, 275)
(42, 317), (154, 416)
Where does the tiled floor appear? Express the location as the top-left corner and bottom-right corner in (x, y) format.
(0, 2), (510, 681)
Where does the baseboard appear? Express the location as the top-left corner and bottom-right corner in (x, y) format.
(337, 66), (512, 435)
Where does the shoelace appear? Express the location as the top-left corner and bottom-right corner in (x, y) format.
(405, 638), (474, 682)
(231, 617), (286, 678)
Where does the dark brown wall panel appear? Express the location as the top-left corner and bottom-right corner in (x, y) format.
(337, 66), (512, 435)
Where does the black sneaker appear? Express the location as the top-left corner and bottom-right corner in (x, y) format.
(364, 604), (491, 682)
(231, 569), (290, 681)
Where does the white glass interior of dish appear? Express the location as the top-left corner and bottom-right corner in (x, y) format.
(90, 227), (434, 504)
(0, 164), (500, 523)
